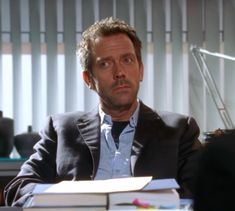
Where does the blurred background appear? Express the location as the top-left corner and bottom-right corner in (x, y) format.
(0, 0), (235, 140)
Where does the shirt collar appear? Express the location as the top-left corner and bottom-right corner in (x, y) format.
(99, 100), (140, 128)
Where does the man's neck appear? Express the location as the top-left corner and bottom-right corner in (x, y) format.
(101, 101), (139, 121)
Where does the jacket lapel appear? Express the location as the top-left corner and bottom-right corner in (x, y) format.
(134, 102), (162, 150)
(76, 107), (100, 178)
(132, 102), (163, 174)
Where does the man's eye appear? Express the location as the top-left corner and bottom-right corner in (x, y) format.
(98, 60), (112, 69)
(122, 56), (134, 64)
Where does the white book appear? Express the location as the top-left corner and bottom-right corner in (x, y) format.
(25, 177), (152, 208)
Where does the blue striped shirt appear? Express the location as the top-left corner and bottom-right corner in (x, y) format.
(94, 102), (140, 179)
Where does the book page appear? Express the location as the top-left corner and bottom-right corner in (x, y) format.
(44, 176), (152, 194)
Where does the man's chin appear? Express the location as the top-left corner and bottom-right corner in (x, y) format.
(111, 99), (136, 110)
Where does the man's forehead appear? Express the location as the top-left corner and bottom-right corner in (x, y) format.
(91, 34), (133, 51)
(91, 33), (130, 43)
(89, 34), (136, 61)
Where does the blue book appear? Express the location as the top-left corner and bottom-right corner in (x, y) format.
(143, 178), (180, 191)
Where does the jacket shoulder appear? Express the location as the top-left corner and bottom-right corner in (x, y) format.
(49, 107), (99, 125)
(139, 102), (190, 124)
(140, 102), (199, 132)
(158, 110), (200, 135)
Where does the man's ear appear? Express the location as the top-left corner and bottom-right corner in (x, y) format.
(139, 62), (144, 81)
(82, 70), (94, 89)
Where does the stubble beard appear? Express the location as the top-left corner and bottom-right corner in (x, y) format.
(99, 87), (139, 114)
(98, 78), (140, 114)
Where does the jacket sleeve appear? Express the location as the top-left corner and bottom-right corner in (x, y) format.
(4, 116), (57, 206)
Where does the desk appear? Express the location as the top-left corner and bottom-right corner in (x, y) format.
(0, 158), (26, 206)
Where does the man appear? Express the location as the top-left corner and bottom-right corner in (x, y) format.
(4, 17), (202, 206)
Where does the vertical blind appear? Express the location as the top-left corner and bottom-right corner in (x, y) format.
(0, 0), (235, 136)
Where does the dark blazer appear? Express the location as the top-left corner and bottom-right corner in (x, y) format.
(4, 102), (202, 206)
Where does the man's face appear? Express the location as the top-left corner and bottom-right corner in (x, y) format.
(87, 33), (143, 111)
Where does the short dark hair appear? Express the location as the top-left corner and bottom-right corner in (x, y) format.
(77, 17), (142, 73)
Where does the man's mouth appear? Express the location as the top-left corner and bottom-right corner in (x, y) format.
(112, 80), (130, 91)
(114, 85), (130, 91)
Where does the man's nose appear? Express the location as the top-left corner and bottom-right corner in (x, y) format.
(113, 63), (125, 79)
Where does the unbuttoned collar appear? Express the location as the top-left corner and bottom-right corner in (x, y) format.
(99, 100), (140, 128)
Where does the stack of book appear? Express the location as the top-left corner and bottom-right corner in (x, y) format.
(22, 177), (180, 210)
